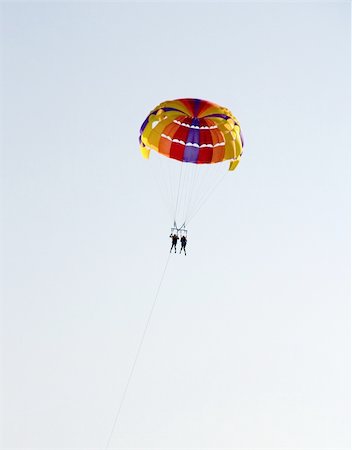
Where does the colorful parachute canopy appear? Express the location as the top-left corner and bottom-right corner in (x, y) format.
(139, 98), (244, 171)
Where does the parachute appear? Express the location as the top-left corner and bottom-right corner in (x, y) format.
(139, 98), (244, 230)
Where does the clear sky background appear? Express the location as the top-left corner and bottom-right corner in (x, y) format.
(1, 1), (350, 449)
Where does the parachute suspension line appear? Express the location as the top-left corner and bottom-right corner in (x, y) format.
(186, 165), (198, 220)
(160, 157), (173, 218)
(153, 157), (174, 219)
(176, 162), (200, 228)
(184, 164), (197, 220)
(187, 171), (228, 226)
(184, 163), (200, 225)
(179, 163), (191, 225)
(167, 157), (176, 215)
(173, 161), (184, 222)
(187, 166), (210, 221)
(105, 252), (172, 449)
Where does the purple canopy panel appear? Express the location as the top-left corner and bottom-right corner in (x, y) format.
(184, 119), (200, 163)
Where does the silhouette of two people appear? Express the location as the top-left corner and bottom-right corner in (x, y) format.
(169, 233), (187, 255)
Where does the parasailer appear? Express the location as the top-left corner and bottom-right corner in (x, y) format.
(180, 235), (187, 255)
(169, 233), (179, 253)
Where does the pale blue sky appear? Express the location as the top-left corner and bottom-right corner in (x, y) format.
(1, 2), (350, 449)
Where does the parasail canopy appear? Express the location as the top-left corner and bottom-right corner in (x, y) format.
(139, 98), (243, 171)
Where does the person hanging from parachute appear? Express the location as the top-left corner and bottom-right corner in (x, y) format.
(169, 233), (179, 253)
(180, 235), (187, 255)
